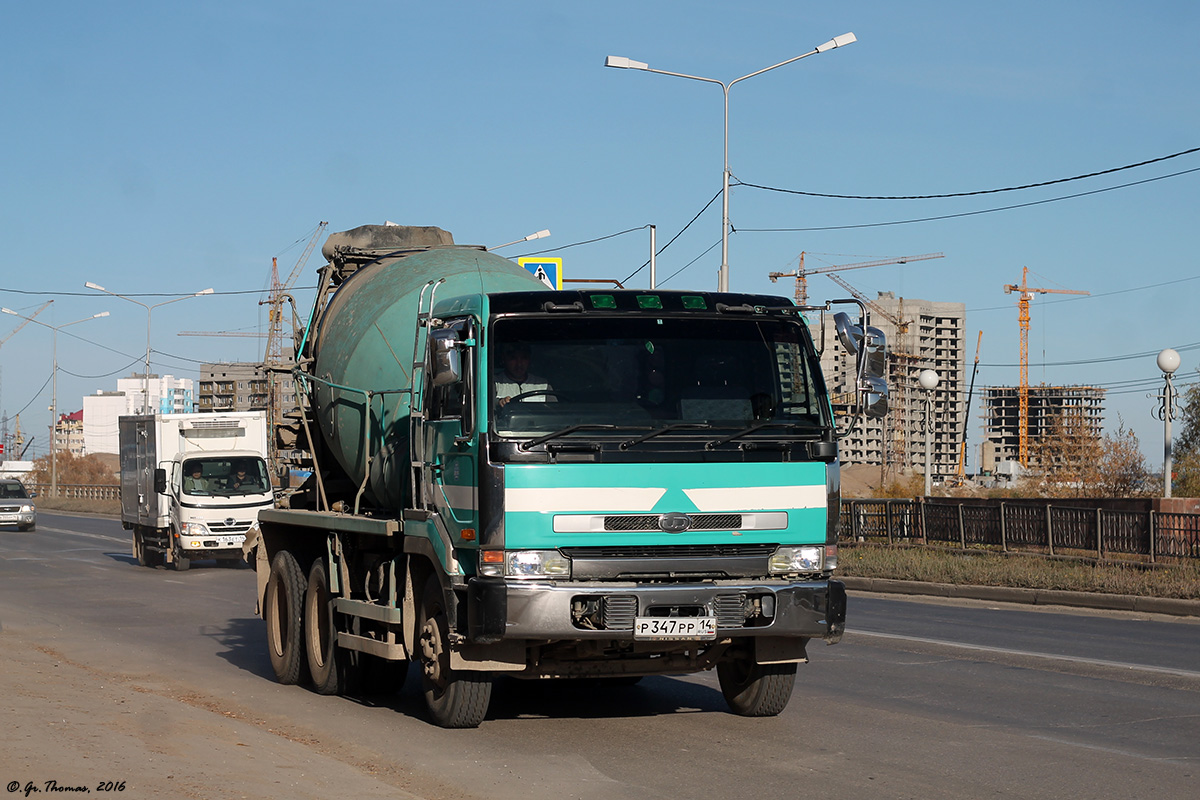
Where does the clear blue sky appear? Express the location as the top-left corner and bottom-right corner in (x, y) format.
(2, 1), (1197, 467)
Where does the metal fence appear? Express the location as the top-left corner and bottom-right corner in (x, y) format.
(840, 498), (1200, 562)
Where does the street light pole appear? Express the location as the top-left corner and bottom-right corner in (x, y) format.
(606, 32), (856, 292)
(2, 307), (109, 498)
(919, 369), (940, 497)
(84, 283), (214, 414)
(1154, 348), (1181, 498)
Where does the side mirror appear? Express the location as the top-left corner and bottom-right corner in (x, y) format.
(429, 329), (462, 386)
(153, 468), (167, 494)
(833, 312), (860, 355)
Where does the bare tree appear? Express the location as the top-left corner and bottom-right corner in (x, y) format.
(1094, 420), (1150, 497)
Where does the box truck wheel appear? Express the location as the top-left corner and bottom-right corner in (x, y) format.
(717, 655), (797, 717)
(134, 530), (163, 568)
(418, 575), (491, 728)
(265, 549), (308, 685)
(305, 558), (344, 695)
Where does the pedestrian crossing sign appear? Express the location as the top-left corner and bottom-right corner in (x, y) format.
(518, 257), (563, 290)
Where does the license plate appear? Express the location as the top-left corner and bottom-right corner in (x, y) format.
(218, 536), (243, 547)
(633, 617), (717, 641)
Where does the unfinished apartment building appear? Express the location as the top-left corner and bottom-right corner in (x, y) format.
(812, 292), (966, 481)
(979, 385), (1105, 474)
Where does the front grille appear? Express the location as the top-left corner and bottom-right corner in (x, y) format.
(714, 593), (748, 627)
(601, 595), (638, 630)
(561, 543), (777, 559)
(207, 519), (253, 534)
(0, 504), (21, 513)
(604, 514), (743, 532)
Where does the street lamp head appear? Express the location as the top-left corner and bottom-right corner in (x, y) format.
(93, 311), (110, 319)
(918, 369), (940, 391)
(605, 55), (649, 70)
(195, 288), (215, 296)
(84, 281), (106, 292)
(1, 307), (17, 316)
(815, 32), (857, 53)
(1158, 348), (1181, 375)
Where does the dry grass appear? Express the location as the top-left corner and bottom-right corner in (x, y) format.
(34, 497), (122, 517)
(838, 544), (1200, 600)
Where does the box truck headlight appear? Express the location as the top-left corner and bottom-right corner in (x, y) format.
(479, 550), (569, 579)
(769, 545), (825, 574)
(185, 522), (211, 539)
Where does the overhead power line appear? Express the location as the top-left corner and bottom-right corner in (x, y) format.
(738, 166), (1200, 233)
(735, 145), (1200, 200)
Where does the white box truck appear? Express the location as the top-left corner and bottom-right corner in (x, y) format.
(120, 412), (273, 570)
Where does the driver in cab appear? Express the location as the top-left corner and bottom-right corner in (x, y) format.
(495, 342), (553, 408)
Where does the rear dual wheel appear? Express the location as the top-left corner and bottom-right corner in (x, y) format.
(303, 558), (408, 696)
(265, 549), (308, 685)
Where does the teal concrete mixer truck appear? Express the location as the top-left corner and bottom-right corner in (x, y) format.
(250, 223), (887, 727)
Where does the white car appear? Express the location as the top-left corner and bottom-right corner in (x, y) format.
(0, 479), (36, 531)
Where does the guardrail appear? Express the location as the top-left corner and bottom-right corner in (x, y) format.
(29, 483), (121, 502)
(840, 498), (1200, 562)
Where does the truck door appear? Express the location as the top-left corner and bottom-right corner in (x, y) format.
(424, 319), (478, 541)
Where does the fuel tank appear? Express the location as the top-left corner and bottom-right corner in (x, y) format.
(308, 225), (543, 508)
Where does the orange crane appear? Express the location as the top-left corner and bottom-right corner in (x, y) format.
(768, 251), (944, 306)
(1002, 267), (1088, 466)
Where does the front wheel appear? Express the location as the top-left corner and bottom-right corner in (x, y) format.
(418, 575), (491, 728)
(265, 549), (308, 685)
(717, 657), (797, 717)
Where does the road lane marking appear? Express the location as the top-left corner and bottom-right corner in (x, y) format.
(34, 526), (128, 545)
(851, 628), (1200, 680)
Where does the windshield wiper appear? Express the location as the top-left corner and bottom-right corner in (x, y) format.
(704, 421), (820, 449)
(620, 423), (716, 449)
(519, 424), (653, 450)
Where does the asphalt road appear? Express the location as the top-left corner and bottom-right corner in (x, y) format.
(2, 512), (1198, 799)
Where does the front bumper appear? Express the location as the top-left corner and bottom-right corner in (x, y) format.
(0, 510), (36, 527)
(467, 576), (846, 643)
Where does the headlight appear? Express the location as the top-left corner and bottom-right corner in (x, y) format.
(185, 522), (210, 538)
(479, 550), (569, 579)
(20, 504), (34, 513)
(769, 545), (825, 574)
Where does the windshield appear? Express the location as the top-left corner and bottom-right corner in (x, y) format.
(490, 315), (829, 437)
(182, 457), (271, 497)
(0, 482), (30, 499)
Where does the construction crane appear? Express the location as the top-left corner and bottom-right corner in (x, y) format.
(768, 251), (944, 306)
(264, 221), (327, 370)
(262, 222), (327, 474)
(955, 331), (983, 483)
(1, 301), (52, 458)
(0, 300), (53, 349)
(1002, 267), (1088, 466)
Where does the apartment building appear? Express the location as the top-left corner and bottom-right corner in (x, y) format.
(813, 292), (967, 481)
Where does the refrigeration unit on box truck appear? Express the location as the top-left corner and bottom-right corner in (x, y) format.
(120, 411), (273, 570)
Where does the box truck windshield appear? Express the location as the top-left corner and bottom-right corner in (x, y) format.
(182, 457), (270, 497)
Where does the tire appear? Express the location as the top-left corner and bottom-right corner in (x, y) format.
(265, 549), (308, 685)
(304, 559), (343, 695)
(717, 656), (797, 717)
(418, 575), (491, 728)
(134, 530), (162, 568)
(174, 552), (191, 571)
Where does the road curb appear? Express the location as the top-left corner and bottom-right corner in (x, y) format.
(840, 576), (1200, 618)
